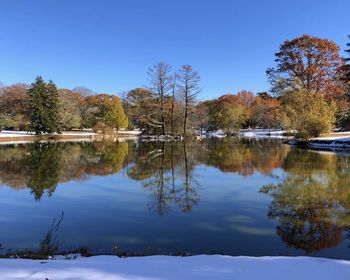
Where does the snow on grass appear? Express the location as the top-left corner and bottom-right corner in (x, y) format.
(1, 255), (350, 280)
(0, 130), (96, 138)
(0, 131), (35, 137)
(309, 135), (350, 148)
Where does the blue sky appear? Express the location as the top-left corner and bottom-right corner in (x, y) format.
(0, 0), (349, 99)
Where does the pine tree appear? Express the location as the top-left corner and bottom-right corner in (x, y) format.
(345, 35), (350, 86)
(27, 76), (62, 134)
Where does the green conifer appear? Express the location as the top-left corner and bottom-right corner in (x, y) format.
(27, 76), (62, 134)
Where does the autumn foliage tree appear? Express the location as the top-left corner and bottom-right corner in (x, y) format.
(58, 89), (84, 130)
(213, 94), (247, 133)
(267, 35), (347, 136)
(267, 35), (344, 97)
(284, 90), (336, 138)
(85, 94), (127, 133)
(0, 83), (29, 130)
(251, 93), (281, 129)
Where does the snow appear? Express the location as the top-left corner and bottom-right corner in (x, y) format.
(0, 131), (35, 137)
(0, 130), (96, 138)
(309, 136), (350, 148)
(313, 137), (350, 141)
(0, 255), (349, 280)
(240, 129), (288, 139)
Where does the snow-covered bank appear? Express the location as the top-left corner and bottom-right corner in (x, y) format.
(0, 130), (142, 144)
(308, 136), (350, 149)
(1, 255), (350, 280)
(0, 130), (96, 138)
(288, 135), (350, 149)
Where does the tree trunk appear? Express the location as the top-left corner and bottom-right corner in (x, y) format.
(161, 95), (165, 135)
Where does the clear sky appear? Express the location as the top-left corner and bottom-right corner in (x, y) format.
(0, 0), (349, 99)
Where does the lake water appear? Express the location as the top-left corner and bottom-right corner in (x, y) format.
(0, 138), (349, 259)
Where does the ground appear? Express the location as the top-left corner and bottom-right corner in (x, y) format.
(0, 255), (349, 280)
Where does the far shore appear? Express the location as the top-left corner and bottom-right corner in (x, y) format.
(2, 129), (350, 151)
(0, 130), (142, 144)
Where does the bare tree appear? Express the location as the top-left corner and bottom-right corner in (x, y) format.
(147, 62), (173, 135)
(177, 65), (200, 136)
(170, 74), (177, 135)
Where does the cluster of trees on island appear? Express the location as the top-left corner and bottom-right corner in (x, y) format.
(1, 34), (350, 138)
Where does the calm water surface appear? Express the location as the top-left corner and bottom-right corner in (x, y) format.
(0, 138), (350, 259)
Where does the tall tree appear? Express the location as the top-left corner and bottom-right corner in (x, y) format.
(344, 35), (350, 89)
(148, 63), (172, 135)
(267, 35), (344, 97)
(170, 74), (177, 135)
(177, 65), (200, 136)
(27, 76), (62, 134)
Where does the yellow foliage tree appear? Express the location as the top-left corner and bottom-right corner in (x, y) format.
(284, 90), (336, 139)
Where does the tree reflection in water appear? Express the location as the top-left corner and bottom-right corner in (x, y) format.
(0, 141), (129, 200)
(127, 141), (199, 214)
(260, 149), (350, 253)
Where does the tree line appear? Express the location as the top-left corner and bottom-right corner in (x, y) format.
(1, 34), (350, 138)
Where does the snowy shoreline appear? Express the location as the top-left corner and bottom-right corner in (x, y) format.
(1, 255), (349, 280)
(0, 130), (141, 144)
(288, 136), (350, 150)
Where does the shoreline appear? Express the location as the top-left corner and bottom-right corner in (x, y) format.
(287, 138), (350, 150)
(1, 254), (349, 280)
(0, 130), (141, 144)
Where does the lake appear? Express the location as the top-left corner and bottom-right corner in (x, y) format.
(0, 138), (349, 259)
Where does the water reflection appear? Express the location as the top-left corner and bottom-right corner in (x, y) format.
(260, 149), (350, 253)
(0, 141), (129, 200)
(0, 138), (350, 256)
(127, 142), (199, 214)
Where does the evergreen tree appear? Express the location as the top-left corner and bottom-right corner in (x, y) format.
(345, 35), (350, 88)
(27, 76), (62, 134)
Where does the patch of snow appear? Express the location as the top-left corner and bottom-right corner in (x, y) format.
(312, 137), (350, 142)
(0, 255), (349, 280)
(0, 130), (96, 138)
(240, 129), (289, 139)
(207, 129), (226, 138)
(0, 130), (35, 137)
(118, 130), (142, 135)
